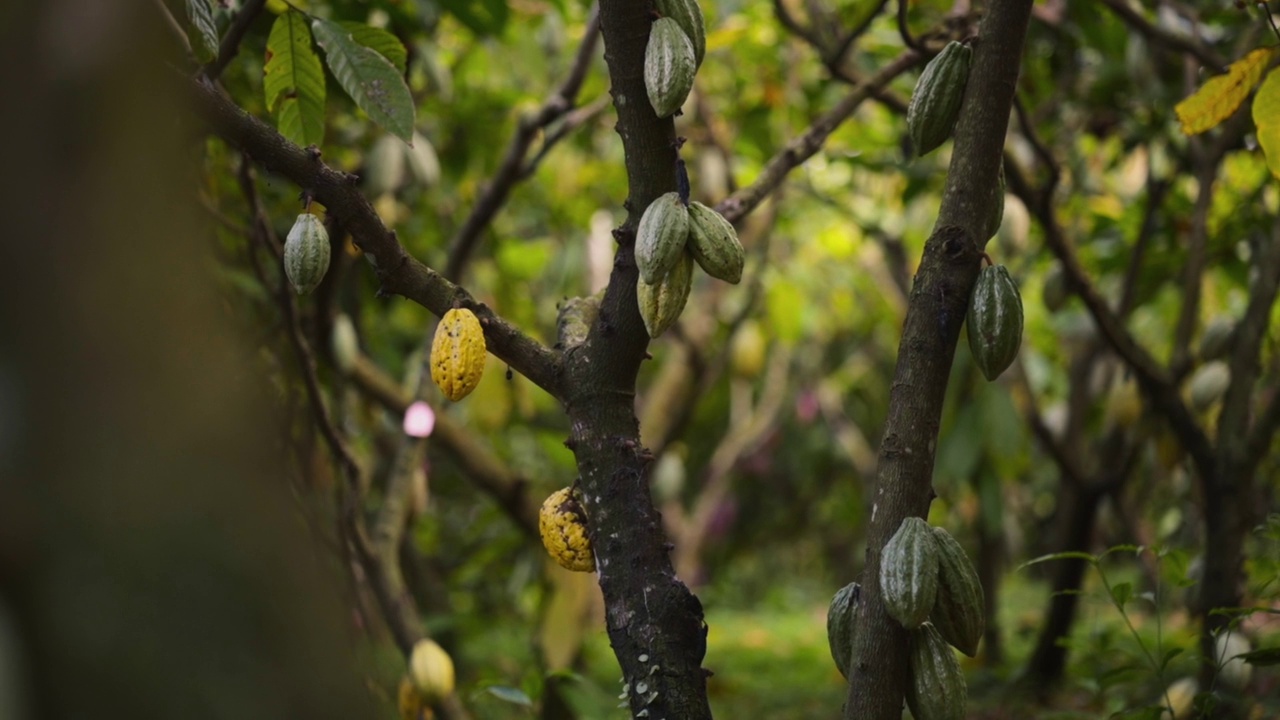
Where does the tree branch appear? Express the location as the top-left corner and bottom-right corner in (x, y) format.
(844, 1), (1034, 716)
(187, 76), (565, 399)
(1097, 0), (1225, 69)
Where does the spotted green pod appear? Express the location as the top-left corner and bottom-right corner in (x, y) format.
(637, 251), (694, 338)
(965, 265), (1023, 381)
(656, 0), (706, 68)
(687, 201), (744, 284)
(636, 192), (691, 284)
(284, 213), (331, 295)
(928, 526), (985, 657)
(906, 41), (972, 157)
(644, 17), (696, 118)
(880, 517), (939, 630)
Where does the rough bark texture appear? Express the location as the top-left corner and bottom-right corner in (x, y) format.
(842, 1), (1033, 717)
(563, 1), (712, 717)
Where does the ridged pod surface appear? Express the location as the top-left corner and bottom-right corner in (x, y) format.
(539, 487), (595, 572)
(906, 623), (967, 720)
(430, 308), (487, 401)
(637, 250), (694, 338)
(906, 41), (972, 156)
(929, 526), (985, 657)
(409, 638), (456, 705)
(284, 213), (331, 295)
(687, 201), (744, 284)
(880, 517), (939, 629)
(636, 192), (691, 284)
(644, 17), (696, 118)
(656, 0), (706, 67)
(966, 265), (1023, 381)
(826, 582), (860, 679)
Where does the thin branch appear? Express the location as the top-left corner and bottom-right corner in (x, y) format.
(1014, 357), (1086, 487)
(718, 49), (922, 224)
(187, 75), (565, 399)
(520, 96), (610, 180)
(1226, 222), (1280, 472)
(204, 0), (266, 80)
(773, 0), (825, 51)
(1011, 94), (1059, 202)
(1171, 161), (1216, 371)
(1117, 171), (1167, 318)
(897, 0), (922, 51)
(832, 0), (893, 65)
(442, 5), (601, 280)
(1097, 0), (1224, 69)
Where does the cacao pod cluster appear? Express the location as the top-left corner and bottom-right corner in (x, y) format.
(635, 191), (744, 337)
(644, 0), (706, 117)
(965, 264), (1023, 381)
(430, 308), (487, 402)
(906, 40), (972, 157)
(538, 486), (595, 572)
(866, 517), (984, 719)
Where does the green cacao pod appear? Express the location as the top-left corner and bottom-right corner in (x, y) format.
(1188, 360), (1230, 412)
(687, 201), (744, 284)
(929, 527), (985, 657)
(284, 212), (331, 295)
(906, 41), (972, 157)
(1198, 315), (1235, 361)
(644, 17), (696, 118)
(1042, 264), (1068, 313)
(906, 623), (967, 720)
(826, 582), (860, 679)
(636, 192), (691, 284)
(656, 0), (706, 68)
(880, 517), (939, 630)
(965, 264), (1023, 381)
(637, 250), (694, 338)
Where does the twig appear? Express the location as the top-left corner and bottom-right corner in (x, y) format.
(204, 0), (266, 80)
(1011, 94), (1059, 201)
(832, 0), (892, 65)
(717, 49), (922, 224)
(520, 96), (610, 180)
(442, 5), (601, 280)
(187, 74), (565, 399)
(1097, 0), (1224, 69)
(897, 0), (921, 51)
(773, 0), (825, 51)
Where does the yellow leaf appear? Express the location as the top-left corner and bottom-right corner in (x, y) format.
(1253, 68), (1280, 180)
(1175, 47), (1276, 135)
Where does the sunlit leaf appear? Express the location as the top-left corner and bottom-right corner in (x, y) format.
(1252, 68), (1280, 180)
(485, 685), (534, 706)
(338, 21), (408, 75)
(312, 18), (416, 142)
(438, 0), (510, 36)
(1175, 48), (1275, 135)
(186, 0), (219, 61)
(264, 11), (326, 147)
(1019, 551), (1099, 571)
(1109, 581), (1132, 608)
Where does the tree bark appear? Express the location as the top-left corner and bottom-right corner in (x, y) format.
(842, 1), (1033, 717)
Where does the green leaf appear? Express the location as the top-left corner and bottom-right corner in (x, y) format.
(1159, 647), (1185, 673)
(338, 21), (408, 75)
(1176, 47), (1275, 135)
(312, 18), (416, 142)
(484, 685), (533, 706)
(186, 0), (220, 61)
(1253, 68), (1280, 180)
(1109, 581), (1132, 608)
(438, 0), (510, 36)
(265, 11), (326, 147)
(1240, 646), (1280, 666)
(1018, 551), (1098, 571)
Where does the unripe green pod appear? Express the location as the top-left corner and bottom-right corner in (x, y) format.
(656, 0), (706, 68)
(928, 526), (985, 657)
(636, 192), (691, 284)
(966, 265), (1023, 381)
(826, 582), (860, 679)
(637, 251), (694, 338)
(880, 517), (939, 630)
(906, 623), (967, 720)
(284, 213), (331, 295)
(906, 41), (972, 157)
(687, 201), (744, 284)
(644, 17), (696, 118)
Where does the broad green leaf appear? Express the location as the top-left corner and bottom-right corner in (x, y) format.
(1240, 647), (1280, 666)
(312, 18), (416, 142)
(1252, 68), (1280, 180)
(338, 21), (408, 75)
(484, 686), (533, 707)
(438, 0), (510, 36)
(186, 0), (219, 61)
(1019, 551), (1098, 571)
(1159, 647), (1185, 673)
(1109, 581), (1132, 608)
(265, 11), (326, 147)
(1176, 47), (1275, 135)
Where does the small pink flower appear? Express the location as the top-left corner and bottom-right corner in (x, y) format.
(403, 401), (436, 438)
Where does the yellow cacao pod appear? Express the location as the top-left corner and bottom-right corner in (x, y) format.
(409, 639), (456, 706)
(687, 201), (744, 284)
(430, 308), (486, 402)
(644, 17), (696, 118)
(539, 487), (595, 572)
(284, 212), (330, 295)
(637, 250), (694, 338)
(636, 192), (690, 284)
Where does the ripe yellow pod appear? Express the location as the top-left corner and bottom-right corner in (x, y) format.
(430, 308), (486, 402)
